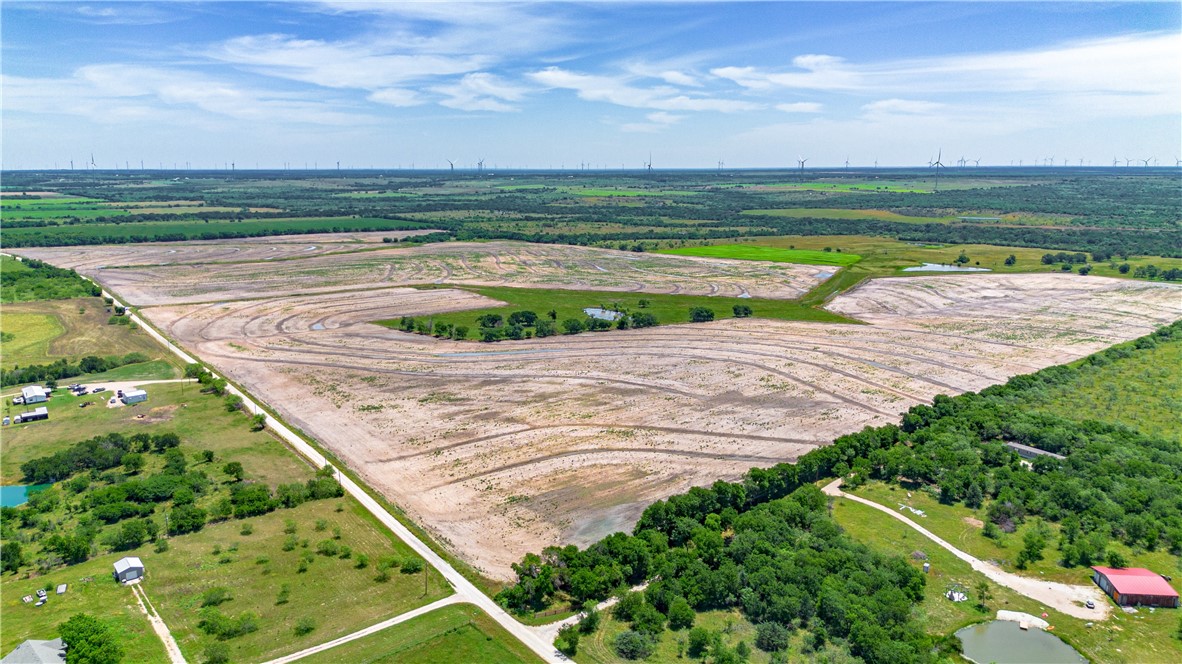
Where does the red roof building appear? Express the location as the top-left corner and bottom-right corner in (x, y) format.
(1091, 566), (1179, 608)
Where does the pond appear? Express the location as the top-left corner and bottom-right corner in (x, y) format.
(583, 307), (623, 321)
(902, 263), (991, 272)
(0, 484), (50, 508)
(956, 620), (1085, 664)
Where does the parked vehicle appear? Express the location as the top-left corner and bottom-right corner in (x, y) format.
(91, 387), (107, 394)
(11, 396), (23, 405)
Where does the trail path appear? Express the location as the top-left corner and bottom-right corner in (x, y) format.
(103, 289), (564, 664)
(822, 479), (1110, 620)
(261, 595), (462, 664)
(130, 583), (186, 664)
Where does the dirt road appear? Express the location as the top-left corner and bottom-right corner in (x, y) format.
(822, 479), (1111, 621)
(130, 583), (186, 664)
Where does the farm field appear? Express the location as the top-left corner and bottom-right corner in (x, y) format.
(0, 297), (179, 372)
(657, 243), (862, 266)
(102, 244), (1182, 579)
(301, 603), (544, 664)
(742, 207), (955, 223)
(16, 241), (828, 306)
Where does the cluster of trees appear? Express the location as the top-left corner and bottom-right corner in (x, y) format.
(4, 432), (345, 573)
(395, 316), (469, 340)
(1040, 252), (1089, 265)
(1, 352), (152, 388)
(497, 320), (1181, 658)
(398, 307), (660, 343)
(0, 257), (100, 302)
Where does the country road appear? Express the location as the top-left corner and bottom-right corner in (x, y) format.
(105, 290), (565, 663)
(822, 478), (1110, 621)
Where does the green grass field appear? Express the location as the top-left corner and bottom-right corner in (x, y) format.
(0, 298), (179, 372)
(301, 603), (544, 664)
(379, 284), (858, 335)
(0, 380), (454, 663)
(576, 608), (773, 664)
(0, 556), (170, 662)
(657, 243), (862, 267)
(1023, 339), (1182, 442)
(742, 208), (955, 223)
(832, 495), (1180, 664)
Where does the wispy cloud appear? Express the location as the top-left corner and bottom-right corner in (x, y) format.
(776, 102), (823, 113)
(529, 67), (761, 113)
(433, 73), (529, 112)
(622, 111), (685, 133)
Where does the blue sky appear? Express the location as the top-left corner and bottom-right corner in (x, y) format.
(2, 2), (1179, 169)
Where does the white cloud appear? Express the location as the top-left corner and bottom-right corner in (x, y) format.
(861, 99), (945, 116)
(776, 102), (823, 113)
(529, 67), (761, 113)
(368, 88), (424, 107)
(433, 72), (529, 112)
(622, 111), (685, 133)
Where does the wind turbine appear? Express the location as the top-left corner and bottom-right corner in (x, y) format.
(873, 158), (878, 169)
(958, 156), (966, 168)
(446, 159), (454, 173)
(717, 160), (724, 173)
(1175, 157), (1181, 167)
(477, 158), (485, 173)
(1124, 158), (1132, 167)
(89, 153), (97, 169)
(796, 156), (807, 182)
(1112, 157), (1119, 167)
(646, 152), (653, 172)
(930, 149), (945, 192)
(844, 156), (850, 171)
(1141, 157), (1152, 167)
(973, 158), (981, 167)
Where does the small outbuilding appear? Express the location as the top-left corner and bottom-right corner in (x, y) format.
(121, 389), (148, 405)
(16, 407), (49, 423)
(0, 638), (66, 664)
(1005, 442), (1066, 461)
(20, 386), (47, 404)
(1092, 566), (1179, 608)
(113, 556), (145, 583)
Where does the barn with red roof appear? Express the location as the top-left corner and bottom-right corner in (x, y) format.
(1091, 566), (1179, 608)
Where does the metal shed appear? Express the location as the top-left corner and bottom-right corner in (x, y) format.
(113, 556), (145, 583)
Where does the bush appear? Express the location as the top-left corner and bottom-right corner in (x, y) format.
(294, 616), (316, 636)
(202, 642), (231, 664)
(316, 540), (340, 557)
(250, 413), (266, 431)
(355, 554), (370, 569)
(689, 307), (715, 323)
(613, 631), (654, 660)
(275, 585), (290, 605)
(668, 597), (695, 630)
(400, 558), (424, 574)
(200, 587), (233, 607)
(197, 608), (259, 640)
(556, 624), (580, 656)
(755, 622), (790, 652)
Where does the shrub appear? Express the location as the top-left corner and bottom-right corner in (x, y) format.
(200, 587), (233, 607)
(355, 554), (370, 569)
(556, 624), (580, 656)
(294, 617), (316, 636)
(400, 558), (424, 574)
(613, 631), (654, 660)
(755, 622), (790, 652)
(689, 307), (715, 323)
(668, 597), (695, 630)
(197, 608), (260, 640)
(316, 540), (340, 557)
(275, 585), (290, 605)
(240, 523), (253, 536)
(202, 642), (231, 664)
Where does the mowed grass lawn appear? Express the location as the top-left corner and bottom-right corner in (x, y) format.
(0, 297), (179, 371)
(302, 603), (543, 664)
(832, 496), (1181, 664)
(383, 284), (857, 334)
(657, 243), (862, 267)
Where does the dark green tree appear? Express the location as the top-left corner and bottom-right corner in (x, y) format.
(59, 613), (124, 664)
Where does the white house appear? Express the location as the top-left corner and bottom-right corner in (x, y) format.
(20, 386), (47, 404)
(0, 638), (66, 664)
(112, 556), (145, 583)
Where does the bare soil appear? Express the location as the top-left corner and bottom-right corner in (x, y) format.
(19, 241), (826, 306)
(131, 271), (1181, 578)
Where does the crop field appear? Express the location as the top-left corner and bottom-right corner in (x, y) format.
(0, 298), (177, 371)
(17, 241), (828, 306)
(78, 237), (1176, 579)
(657, 244), (862, 266)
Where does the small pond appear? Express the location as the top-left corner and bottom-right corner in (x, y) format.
(902, 263), (991, 272)
(0, 485), (50, 508)
(583, 307), (623, 321)
(955, 620), (1085, 664)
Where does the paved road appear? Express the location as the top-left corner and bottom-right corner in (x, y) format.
(262, 596), (463, 664)
(109, 291), (564, 663)
(822, 479), (1110, 621)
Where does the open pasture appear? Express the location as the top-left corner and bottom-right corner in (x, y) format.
(133, 269), (1181, 579)
(31, 241), (828, 306)
(0, 298), (176, 371)
(657, 243), (862, 266)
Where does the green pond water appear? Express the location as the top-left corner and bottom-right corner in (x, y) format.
(956, 620), (1085, 664)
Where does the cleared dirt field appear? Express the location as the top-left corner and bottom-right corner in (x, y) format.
(12, 230), (440, 271)
(133, 272), (1182, 579)
(18, 241), (827, 306)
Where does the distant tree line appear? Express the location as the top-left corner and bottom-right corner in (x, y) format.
(1, 353), (151, 388)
